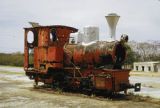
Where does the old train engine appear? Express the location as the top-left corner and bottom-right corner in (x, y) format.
(24, 25), (140, 94)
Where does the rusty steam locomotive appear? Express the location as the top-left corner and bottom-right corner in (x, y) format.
(24, 14), (140, 94)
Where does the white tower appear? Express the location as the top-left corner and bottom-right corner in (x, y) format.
(105, 13), (120, 41)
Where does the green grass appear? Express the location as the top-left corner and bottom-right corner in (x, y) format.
(0, 52), (24, 67)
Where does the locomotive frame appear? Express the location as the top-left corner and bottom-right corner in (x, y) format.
(24, 25), (141, 94)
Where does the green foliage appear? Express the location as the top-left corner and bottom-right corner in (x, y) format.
(0, 52), (24, 67)
(124, 44), (139, 65)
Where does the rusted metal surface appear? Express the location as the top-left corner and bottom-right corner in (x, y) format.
(24, 25), (78, 73)
(93, 69), (130, 91)
(64, 41), (127, 68)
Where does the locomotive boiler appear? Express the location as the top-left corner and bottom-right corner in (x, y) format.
(24, 14), (141, 95)
(64, 38), (127, 69)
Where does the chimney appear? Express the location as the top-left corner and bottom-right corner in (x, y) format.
(105, 13), (120, 41)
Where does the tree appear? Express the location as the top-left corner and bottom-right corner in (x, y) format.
(129, 41), (160, 62)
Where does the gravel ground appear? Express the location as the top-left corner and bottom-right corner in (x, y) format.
(0, 66), (160, 108)
(0, 65), (24, 73)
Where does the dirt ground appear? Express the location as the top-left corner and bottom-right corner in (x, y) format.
(0, 66), (160, 108)
(130, 71), (160, 77)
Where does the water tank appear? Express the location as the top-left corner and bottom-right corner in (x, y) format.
(105, 13), (120, 41)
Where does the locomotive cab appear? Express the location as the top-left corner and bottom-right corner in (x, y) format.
(24, 25), (78, 78)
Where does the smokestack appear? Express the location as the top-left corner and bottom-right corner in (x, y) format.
(105, 13), (120, 41)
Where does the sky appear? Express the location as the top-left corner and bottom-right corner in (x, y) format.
(0, 0), (160, 53)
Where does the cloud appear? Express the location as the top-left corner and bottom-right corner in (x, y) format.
(0, 0), (160, 52)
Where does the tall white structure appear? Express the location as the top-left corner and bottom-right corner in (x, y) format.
(105, 13), (120, 41)
(69, 26), (99, 44)
(77, 32), (84, 44)
(83, 26), (99, 43)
